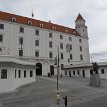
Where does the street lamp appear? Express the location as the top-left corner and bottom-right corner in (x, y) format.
(54, 46), (60, 91)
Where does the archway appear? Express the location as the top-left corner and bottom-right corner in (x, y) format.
(36, 63), (42, 75)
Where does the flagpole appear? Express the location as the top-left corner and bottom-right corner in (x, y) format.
(32, 9), (34, 18)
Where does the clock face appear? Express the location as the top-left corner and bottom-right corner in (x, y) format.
(66, 44), (70, 52)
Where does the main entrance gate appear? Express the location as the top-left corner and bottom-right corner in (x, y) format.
(50, 65), (54, 75)
(36, 63), (42, 75)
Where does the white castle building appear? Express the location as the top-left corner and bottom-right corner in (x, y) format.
(0, 11), (90, 92)
(0, 11), (90, 75)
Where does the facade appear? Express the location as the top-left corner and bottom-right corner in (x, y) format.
(0, 11), (90, 76)
(0, 56), (36, 93)
(63, 62), (107, 79)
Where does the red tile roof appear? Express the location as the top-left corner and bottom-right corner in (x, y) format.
(76, 13), (85, 21)
(0, 11), (80, 36)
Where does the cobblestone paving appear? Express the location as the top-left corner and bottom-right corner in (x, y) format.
(0, 76), (107, 107)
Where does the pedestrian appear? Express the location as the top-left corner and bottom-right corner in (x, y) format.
(63, 96), (67, 107)
(69, 71), (71, 77)
(56, 92), (60, 105)
(48, 72), (50, 77)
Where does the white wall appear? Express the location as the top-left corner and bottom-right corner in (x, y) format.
(98, 67), (107, 79)
(0, 65), (36, 93)
(0, 19), (90, 75)
(13, 68), (36, 90)
(64, 66), (107, 79)
(0, 67), (14, 93)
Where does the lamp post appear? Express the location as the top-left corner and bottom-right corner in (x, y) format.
(54, 46), (60, 91)
(55, 46), (61, 105)
(57, 46), (60, 91)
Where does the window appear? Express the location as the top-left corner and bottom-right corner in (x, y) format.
(80, 54), (83, 60)
(68, 58), (70, 62)
(80, 46), (82, 51)
(90, 70), (93, 74)
(28, 21), (32, 25)
(60, 53), (63, 59)
(0, 24), (4, 29)
(19, 49), (23, 56)
(73, 31), (76, 34)
(1, 69), (7, 79)
(52, 27), (56, 30)
(69, 37), (72, 41)
(61, 64), (64, 70)
(18, 70), (21, 78)
(79, 39), (82, 43)
(35, 51), (39, 57)
(60, 35), (63, 39)
(65, 71), (67, 75)
(20, 27), (24, 33)
(49, 41), (53, 48)
(77, 70), (79, 75)
(11, 18), (16, 22)
(60, 43), (63, 49)
(24, 70), (26, 77)
(30, 71), (33, 77)
(35, 30), (39, 35)
(73, 71), (75, 75)
(69, 71), (71, 77)
(70, 45), (72, 50)
(40, 24), (44, 28)
(19, 37), (23, 45)
(49, 52), (53, 58)
(35, 40), (39, 46)
(15, 70), (16, 78)
(49, 32), (52, 38)
(70, 54), (72, 60)
(65, 29), (68, 33)
(101, 69), (104, 74)
(0, 35), (3, 42)
(0, 48), (2, 52)
(66, 44), (70, 52)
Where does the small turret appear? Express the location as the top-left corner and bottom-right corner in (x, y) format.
(75, 13), (88, 37)
(75, 13), (85, 22)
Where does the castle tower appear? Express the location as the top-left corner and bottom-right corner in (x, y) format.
(75, 13), (88, 37)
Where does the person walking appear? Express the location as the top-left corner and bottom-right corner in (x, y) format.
(56, 92), (60, 105)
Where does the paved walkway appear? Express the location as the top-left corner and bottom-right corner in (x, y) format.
(0, 76), (107, 107)
(0, 101), (4, 107)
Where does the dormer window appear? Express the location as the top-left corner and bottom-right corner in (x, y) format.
(11, 18), (16, 22)
(28, 21), (32, 25)
(52, 27), (56, 30)
(40, 24), (44, 28)
(73, 31), (76, 34)
(65, 29), (68, 33)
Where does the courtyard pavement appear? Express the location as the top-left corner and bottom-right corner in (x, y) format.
(1, 76), (107, 107)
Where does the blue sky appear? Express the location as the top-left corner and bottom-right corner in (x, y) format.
(0, 0), (107, 57)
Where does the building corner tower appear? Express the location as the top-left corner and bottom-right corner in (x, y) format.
(75, 13), (88, 38)
(75, 13), (90, 63)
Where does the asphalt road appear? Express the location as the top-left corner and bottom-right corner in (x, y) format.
(0, 76), (107, 107)
(71, 95), (107, 107)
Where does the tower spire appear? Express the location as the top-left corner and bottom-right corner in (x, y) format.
(75, 13), (88, 37)
(75, 13), (85, 21)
